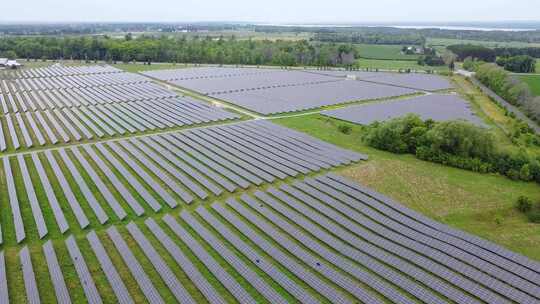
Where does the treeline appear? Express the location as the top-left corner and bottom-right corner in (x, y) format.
(313, 32), (425, 45)
(364, 115), (540, 183)
(0, 23), (243, 36)
(282, 25), (540, 44)
(446, 44), (496, 62)
(476, 63), (540, 121)
(0, 35), (358, 66)
(451, 45), (537, 73)
(496, 55), (536, 73)
(494, 47), (540, 58)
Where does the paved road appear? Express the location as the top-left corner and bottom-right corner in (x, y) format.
(469, 76), (540, 134)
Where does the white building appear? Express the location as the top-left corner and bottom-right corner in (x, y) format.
(0, 59), (21, 69)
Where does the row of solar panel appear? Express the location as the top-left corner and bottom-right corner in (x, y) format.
(0, 82), (177, 113)
(143, 66), (284, 81)
(0, 120), (363, 244)
(2, 65), (122, 79)
(3, 172), (537, 303)
(0, 72), (148, 93)
(0, 97), (238, 151)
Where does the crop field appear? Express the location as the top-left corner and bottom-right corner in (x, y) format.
(322, 94), (484, 126)
(356, 44), (420, 60)
(519, 74), (540, 96)
(1, 64), (540, 304)
(356, 58), (450, 72)
(427, 37), (540, 49)
(143, 67), (458, 115)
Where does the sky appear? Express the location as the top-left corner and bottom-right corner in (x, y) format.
(1, 0), (539, 23)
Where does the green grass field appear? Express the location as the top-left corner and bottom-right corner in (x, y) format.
(356, 44), (420, 61)
(427, 37), (540, 48)
(273, 114), (540, 261)
(113, 62), (188, 73)
(519, 74), (540, 96)
(356, 58), (449, 72)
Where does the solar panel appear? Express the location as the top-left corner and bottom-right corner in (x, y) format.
(126, 222), (196, 304)
(43, 240), (71, 304)
(180, 211), (286, 304)
(65, 236), (103, 304)
(17, 154), (48, 239)
(44, 150), (90, 229)
(20, 246), (40, 304)
(162, 214), (255, 304)
(86, 231), (134, 304)
(107, 226), (165, 304)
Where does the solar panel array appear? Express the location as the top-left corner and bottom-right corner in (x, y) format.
(322, 93), (486, 126)
(0, 65), (240, 151)
(214, 79), (417, 115)
(307, 70), (454, 91)
(2, 65), (122, 79)
(2, 173), (538, 303)
(143, 67), (424, 115)
(0, 120), (364, 244)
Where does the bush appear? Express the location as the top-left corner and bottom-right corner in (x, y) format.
(496, 55), (536, 73)
(421, 120), (495, 160)
(516, 196), (533, 212)
(338, 124), (352, 135)
(527, 209), (540, 223)
(363, 114), (428, 154)
(519, 164), (533, 181)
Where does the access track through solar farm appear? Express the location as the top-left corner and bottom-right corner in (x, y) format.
(143, 67), (454, 115)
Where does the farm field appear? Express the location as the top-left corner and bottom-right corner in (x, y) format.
(356, 58), (449, 71)
(0, 64), (539, 303)
(427, 37), (540, 48)
(519, 74), (540, 96)
(356, 44), (420, 60)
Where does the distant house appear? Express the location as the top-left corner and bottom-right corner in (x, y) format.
(0, 59), (21, 69)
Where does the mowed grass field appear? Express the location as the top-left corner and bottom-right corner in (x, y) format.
(519, 74), (540, 96)
(356, 58), (449, 71)
(274, 114), (540, 261)
(356, 44), (420, 60)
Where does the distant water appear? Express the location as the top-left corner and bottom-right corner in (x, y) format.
(258, 23), (539, 32)
(385, 25), (537, 32)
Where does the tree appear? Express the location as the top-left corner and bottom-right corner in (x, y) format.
(496, 55), (536, 73)
(1, 50), (17, 59)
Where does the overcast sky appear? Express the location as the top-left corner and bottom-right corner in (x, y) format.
(1, 0), (538, 23)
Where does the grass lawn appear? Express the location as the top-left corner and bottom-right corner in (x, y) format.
(356, 44), (420, 61)
(427, 37), (540, 49)
(273, 114), (540, 261)
(356, 58), (448, 72)
(114, 62), (187, 73)
(519, 74), (540, 96)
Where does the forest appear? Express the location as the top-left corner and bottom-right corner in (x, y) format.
(0, 35), (358, 66)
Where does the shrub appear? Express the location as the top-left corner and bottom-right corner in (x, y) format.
(338, 124), (352, 135)
(527, 209), (540, 223)
(420, 120), (495, 160)
(516, 196), (533, 213)
(363, 114), (428, 154)
(519, 164), (533, 181)
(364, 115), (540, 184)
